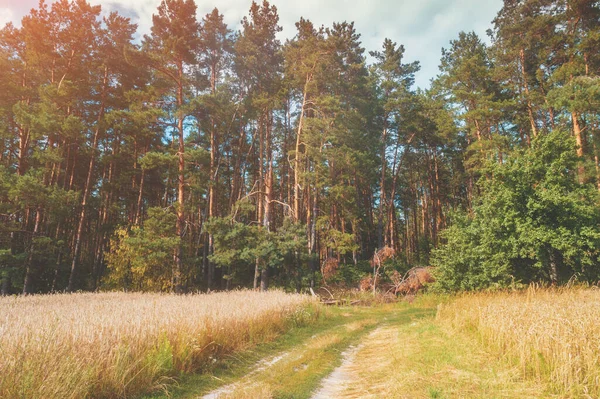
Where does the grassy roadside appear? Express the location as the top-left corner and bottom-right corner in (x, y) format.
(140, 305), (343, 399)
(338, 317), (551, 398)
(297, 295), (552, 399)
(142, 303), (436, 399)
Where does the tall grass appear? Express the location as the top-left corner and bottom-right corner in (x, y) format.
(437, 287), (600, 397)
(0, 290), (318, 399)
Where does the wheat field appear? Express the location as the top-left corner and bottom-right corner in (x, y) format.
(437, 287), (600, 397)
(0, 290), (318, 399)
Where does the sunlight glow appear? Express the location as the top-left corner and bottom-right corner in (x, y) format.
(0, 8), (13, 27)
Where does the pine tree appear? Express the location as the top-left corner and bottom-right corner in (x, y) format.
(370, 38), (419, 249)
(143, 0), (199, 293)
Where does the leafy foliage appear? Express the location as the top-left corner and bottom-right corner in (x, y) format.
(433, 130), (600, 291)
(205, 216), (309, 288)
(105, 208), (180, 291)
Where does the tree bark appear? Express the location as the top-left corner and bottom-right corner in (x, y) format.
(294, 73), (312, 222)
(23, 206), (42, 294)
(572, 111), (585, 183)
(207, 65), (218, 290)
(520, 48), (538, 138)
(378, 119), (388, 249)
(135, 168), (146, 225)
(173, 60), (185, 294)
(592, 133), (600, 191)
(67, 66), (108, 292)
(0, 274), (9, 295)
(261, 113), (274, 291)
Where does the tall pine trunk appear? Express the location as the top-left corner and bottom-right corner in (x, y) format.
(572, 111), (585, 183)
(173, 60), (185, 293)
(294, 73), (311, 222)
(67, 66), (108, 292)
(520, 48), (538, 139)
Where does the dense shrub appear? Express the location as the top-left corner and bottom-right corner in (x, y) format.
(433, 130), (600, 291)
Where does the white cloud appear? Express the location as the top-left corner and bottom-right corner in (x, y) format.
(2, 0), (504, 88)
(0, 7), (13, 27)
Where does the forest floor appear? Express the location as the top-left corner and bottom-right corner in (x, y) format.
(142, 297), (552, 399)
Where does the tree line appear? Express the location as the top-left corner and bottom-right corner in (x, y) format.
(0, 0), (599, 294)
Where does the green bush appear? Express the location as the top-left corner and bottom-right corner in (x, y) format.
(433, 130), (600, 291)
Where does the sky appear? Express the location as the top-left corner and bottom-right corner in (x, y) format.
(0, 0), (503, 88)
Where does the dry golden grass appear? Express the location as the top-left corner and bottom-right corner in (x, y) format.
(437, 287), (600, 397)
(0, 290), (317, 399)
(217, 382), (274, 399)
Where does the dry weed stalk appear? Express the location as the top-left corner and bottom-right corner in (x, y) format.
(359, 275), (373, 292)
(370, 246), (395, 295)
(392, 267), (435, 295)
(321, 257), (340, 284)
